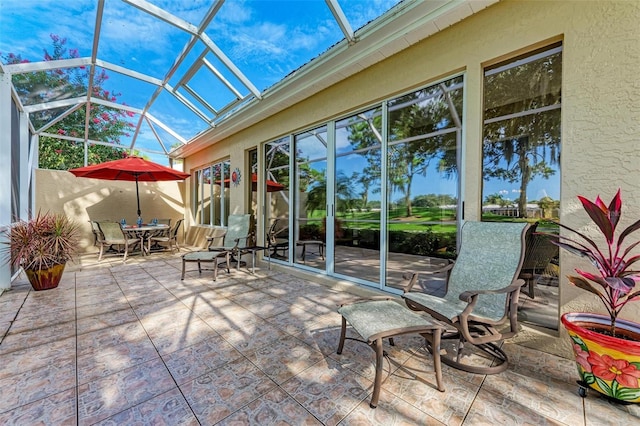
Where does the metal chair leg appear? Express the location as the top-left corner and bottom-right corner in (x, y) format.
(370, 338), (384, 408)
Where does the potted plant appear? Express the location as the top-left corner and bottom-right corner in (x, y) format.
(1, 211), (80, 291)
(549, 189), (640, 403)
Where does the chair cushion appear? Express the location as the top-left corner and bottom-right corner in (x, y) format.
(404, 291), (498, 322)
(183, 251), (228, 262)
(404, 292), (466, 321)
(338, 300), (440, 342)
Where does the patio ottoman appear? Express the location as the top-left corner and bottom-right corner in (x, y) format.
(337, 299), (445, 408)
(181, 250), (230, 281)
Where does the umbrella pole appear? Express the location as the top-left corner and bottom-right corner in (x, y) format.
(135, 176), (141, 217)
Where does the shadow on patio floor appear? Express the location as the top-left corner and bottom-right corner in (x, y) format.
(0, 251), (638, 424)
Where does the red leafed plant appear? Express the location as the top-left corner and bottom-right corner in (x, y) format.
(550, 189), (640, 334)
(1, 211), (80, 271)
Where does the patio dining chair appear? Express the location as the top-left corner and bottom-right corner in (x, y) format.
(95, 221), (140, 262)
(403, 221), (530, 375)
(89, 220), (103, 246)
(266, 218), (289, 258)
(149, 218), (183, 253)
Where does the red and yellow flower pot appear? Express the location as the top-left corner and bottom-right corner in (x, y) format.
(562, 312), (640, 403)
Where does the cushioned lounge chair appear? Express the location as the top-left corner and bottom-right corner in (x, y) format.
(403, 221), (530, 375)
(207, 214), (253, 268)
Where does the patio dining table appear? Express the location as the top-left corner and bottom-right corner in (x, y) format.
(122, 224), (170, 255)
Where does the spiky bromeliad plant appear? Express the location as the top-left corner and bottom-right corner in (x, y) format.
(552, 189), (640, 335)
(1, 211), (80, 271)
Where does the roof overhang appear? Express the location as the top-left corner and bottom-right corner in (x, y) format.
(172, 0), (498, 159)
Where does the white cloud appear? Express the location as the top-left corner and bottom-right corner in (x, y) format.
(0, 0), (96, 59)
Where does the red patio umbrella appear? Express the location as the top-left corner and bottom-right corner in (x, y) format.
(69, 156), (190, 217)
(217, 173), (285, 192)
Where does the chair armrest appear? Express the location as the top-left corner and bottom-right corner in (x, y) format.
(403, 260), (455, 293)
(232, 234), (253, 249)
(206, 236), (225, 243)
(458, 279), (525, 303)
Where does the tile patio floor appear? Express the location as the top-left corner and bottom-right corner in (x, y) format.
(1, 250), (639, 425)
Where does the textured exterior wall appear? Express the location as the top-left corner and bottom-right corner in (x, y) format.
(35, 169), (186, 252)
(179, 0), (640, 356)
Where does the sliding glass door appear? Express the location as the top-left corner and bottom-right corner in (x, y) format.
(333, 108), (382, 285)
(384, 76), (463, 291)
(264, 137), (291, 262)
(294, 126), (328, 270)
(263, 74), (463, 291)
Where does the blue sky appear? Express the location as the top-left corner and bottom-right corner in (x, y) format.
(0, 1), (562, 203)
(0, 0), (398, 164)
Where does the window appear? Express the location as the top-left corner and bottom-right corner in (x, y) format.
(482, 44), (562, 222)
(193, 159), (230, 226)
(482, 44), (562, 330)
(385, 76), (463, 289)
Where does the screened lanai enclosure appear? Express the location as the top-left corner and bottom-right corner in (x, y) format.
(2, 0), (560, 330)
(2, 0), (408, 168)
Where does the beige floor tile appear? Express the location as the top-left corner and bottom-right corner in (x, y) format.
(0, 336), (75, 380)
(381, 352), (478, 425)
(281, 356), (373, 426)
(0, 388), (77, 425)
(77, 358), (175, 425)
(465, 386), (568, 425)
(92, 388), (198, 426)
(584, 392), (640, 425)
(294, 320), (349, 359)
(341, 388), (445, 425)
(76, 321), (149, 358)
(180, 357), (276, 424)
(245, 334), (325, 384)
(138, 306), (203, 329)
(0, 356), (77, 413)
(76, 307), (139, 335)
(268, 306), (333, 336)
(162, 333), (243, 384)
(145, 318), (217, 355)
(481, 367), (585, 425)
(8, 307), (76, 334)
(218, 387), (322, 425)
(77, 337), (160, 384)
(217, 316), (291, 354)
(0, 321), (76, 354)
(243, 297), (293, 319)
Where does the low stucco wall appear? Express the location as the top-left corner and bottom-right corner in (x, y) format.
(35, 168), (188, 253)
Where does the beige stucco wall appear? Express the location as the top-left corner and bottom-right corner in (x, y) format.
(35, 169), (187, 252)
(61, 0), (634, 357)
